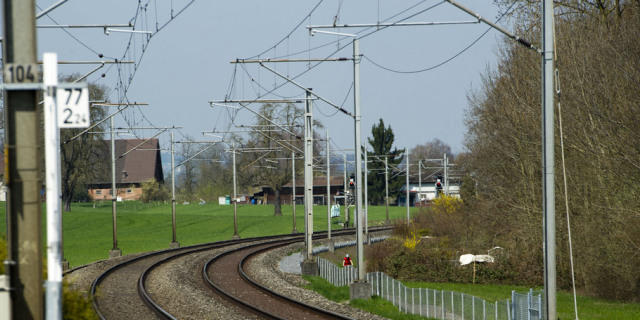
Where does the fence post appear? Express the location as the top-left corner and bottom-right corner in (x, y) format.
(537, 293), (542, 320)
(507, 299), (511, 320)
(442, 290), (445, 319)
(404, 286), (407, 312)
(392, 279), (395, 307)
(483, 299), (486, 320)
(452, 291), (455, 320)
(473, 296), (476, 320)
(412, 288), (415, 314)
(426, 288), (430, 317)
(527, 289), (532, 320)
(461, 297), (465, 320)
(495, 301), (498, 320)
(434, 289), (437, 319)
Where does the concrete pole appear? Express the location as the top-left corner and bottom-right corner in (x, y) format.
(3, 1), (44, 316)
(304, 89), (314, 260)
(385, 156), (389, 224)
(364, 147), (368, 238)
(232, 143), (240, 239)
(418, 159), (422, 204)
(406, 148), (410, 224)
(444, 153), (449, 196)
(343, 153), (348, 227)
(326, 130), (331, 240)
(43, 53), (62, 320)
(110, 116), (121, 257)
(542, 0), (556, 318)
(353, 38), (365, 282)
(292, 151), (297, 233)
(170, 131), (178, 247)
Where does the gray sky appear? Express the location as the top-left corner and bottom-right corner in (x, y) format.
(30, 0), (504, 157)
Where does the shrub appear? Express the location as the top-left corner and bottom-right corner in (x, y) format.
(0, 236), (5, 274)
(63, 281), (98, 319)
(140, 179), (169, 203)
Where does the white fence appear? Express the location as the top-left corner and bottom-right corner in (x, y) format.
(316, 257), (542, 320)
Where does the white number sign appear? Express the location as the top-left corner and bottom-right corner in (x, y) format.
(56, 86), (89, 128)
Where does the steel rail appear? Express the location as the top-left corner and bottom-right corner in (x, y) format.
(201, 227), (391, 319)
(90, 234), (299, 319)
(202, 239), (350, 320)
(137, 235), (302, 319)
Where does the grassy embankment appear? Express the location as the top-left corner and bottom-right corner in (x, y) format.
(312, 246), (640, 320)
(0, 201), (412, 267)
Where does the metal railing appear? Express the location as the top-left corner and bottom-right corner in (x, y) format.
(316, 257), (542, 320)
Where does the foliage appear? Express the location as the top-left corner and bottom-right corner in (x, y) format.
(140, 179), (169, 203)
(302, 275), (349, 302)
(63, 281), (98, 320)
(243, 103), (323, 216)
(431, 195), (463, 215)
(402, 230), (421, 250)
(409, 138), (453, 162)
(0, 235), (5, 274)
(302, 275), (434, 320)
(464, 4), (640, 301)
(0, 236), (95, 318)
(366, 118), (405, 204)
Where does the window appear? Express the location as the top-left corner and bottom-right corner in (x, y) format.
(127, 189), (132, 193)
(96, 190), (102, 195)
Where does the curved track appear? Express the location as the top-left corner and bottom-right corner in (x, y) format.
(91, 236), (287, 320)
(91, 227), (390, 319)
(203, 239), (352, 320)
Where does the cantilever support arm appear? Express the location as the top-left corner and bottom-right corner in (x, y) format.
(118, 129), (167, 159)
(258, 63), (354, 118)
(445, 0), (539, 52)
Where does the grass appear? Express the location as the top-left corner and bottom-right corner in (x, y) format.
(303, 275), (435, 320)
(0, 201), (413, 267)
(401, 281), (640, 320)
(307, 258), (640, 319)
(304, 276), (640, 319)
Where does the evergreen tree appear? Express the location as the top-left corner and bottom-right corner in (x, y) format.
(366, 118), (404, 205)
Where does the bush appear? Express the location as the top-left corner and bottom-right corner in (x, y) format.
(140, 179), (169, 203)
(0, 235), (96, 318)
(0, 236), (5, 274)
(63, 281), (98, 320)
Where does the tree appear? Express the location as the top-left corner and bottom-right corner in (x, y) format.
(140, 178), (169, 202)
(60, 79), (108, 211)
(366, 118), (404, 205)
(176, 135), (198, 202)
(245, 103), (323, 216)
(464, 6), (640, 300)
(410, 138), (453, 161)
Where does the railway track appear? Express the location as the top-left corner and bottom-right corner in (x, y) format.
(89, 227), (390, 319)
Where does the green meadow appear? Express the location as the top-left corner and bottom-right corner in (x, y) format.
(0, 201), (411, 267)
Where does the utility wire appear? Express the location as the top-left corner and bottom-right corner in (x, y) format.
(35, 4), (112, 59)
(361, 1), (516, 74)
(245, 0), (325, 59)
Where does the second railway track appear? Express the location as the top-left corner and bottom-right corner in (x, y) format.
(88, 227), (390, 319)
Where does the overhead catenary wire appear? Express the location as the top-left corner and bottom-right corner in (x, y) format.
(224, 0), (442, 115)
(361, 1), (517, 74)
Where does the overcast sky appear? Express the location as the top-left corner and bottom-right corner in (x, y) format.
(22, 0), (506, 159)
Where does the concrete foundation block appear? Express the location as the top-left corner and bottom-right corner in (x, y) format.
(232, 234), (241, 240)
(300, 259), (318, 276)
(169, 241), (180, 249)
(350, 281), (372, 300)
(109, 249), (122, 258)
(328, 240), (335, 252)
(62, 259), (70, 271)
